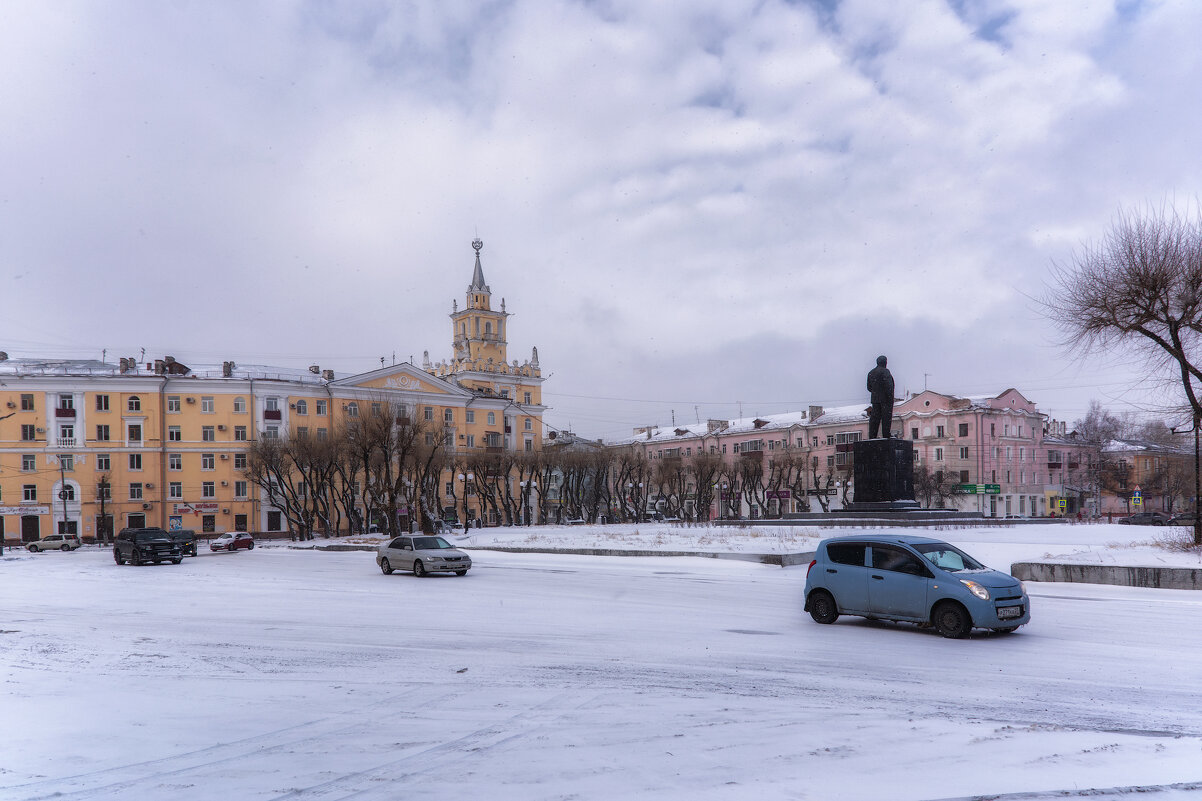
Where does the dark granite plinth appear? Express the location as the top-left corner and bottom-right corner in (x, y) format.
(850, 438), (916, 507)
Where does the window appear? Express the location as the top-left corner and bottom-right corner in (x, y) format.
(960, 470), (970, 483)
(524, 392), (532, 405)
(59, 455), (74, 472)
(234, 453), (247, 470)
(487, 412), (496, 426)
(934, 447), (943, 461)
(424, 406), (434, 421)
(58, 424), (74, 442)
(444, 408), (454, 424)
(959, 446), (969, 459)
(23, 484), (37, 502)
(233, 396), (247, 413)
(127, 396), (141, 412)
(826, 542), (866, 566)
(524, 418), (532, 431)
(872, 545), (927, 575)
(201, 396), (214, 413)
(129, 483), (143, 500)
(20, 394), (34, 411)
(95, 394), (110, 411)
(21, 424), (36, 441)
(202, 426), (215, 442)
(235, 514), (248, 532)
(990, 423), (996, 437)
(234, 481), (248, 498)
(264, 426), (279, 439)
(315, 399), (327, 416)
(265, 397), (279, 411)
(202, 454), (215, 470)
(465, 435), (475, 448)
(935, 425), (945, 438)
(127, 424), (142, 442)
(234, 425), (247, 441)
(168, 425), (181, 442)
(96, 454), (110, 471)
(169, 482), (182, 499)
(97, 424), (111, 442)
(295, 399), (308, 415)
(911, 427), (918, 440)
(97, 482), (110, 500)
(346, 402), (359, 418)
(168, 453), (182, 471)
(167, 396), (181, 413)
(466, 410), (475, 423)
(297, 426), (309, 439)
(128, 453), (142, 471)
(371, 402), (382, 417)
(1019, 447), (1025, 461)
(525, 439), (534, 452)
(57, 393), (74, 410)
(202, 482), (215, 498)
(958, 423), (969, 437)
(317, 427), (327, 440)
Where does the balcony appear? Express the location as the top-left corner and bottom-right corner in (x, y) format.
(56, 437), (77, 448)
(1047, 462), (1062, 470)
(739, 450), (764, 462)
(263, 409), (283, 421)
(54, 407), (76, 418)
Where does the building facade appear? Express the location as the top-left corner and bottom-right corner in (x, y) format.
(0, 241), (545, 544)
(614, 388), (1099, 519)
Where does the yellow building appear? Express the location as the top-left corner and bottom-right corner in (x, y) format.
(0, 241), (544, 544)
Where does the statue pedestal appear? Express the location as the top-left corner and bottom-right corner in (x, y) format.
(848, 439), (919, 511)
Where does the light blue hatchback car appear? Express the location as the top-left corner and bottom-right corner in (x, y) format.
(803, 534), (1030, 638)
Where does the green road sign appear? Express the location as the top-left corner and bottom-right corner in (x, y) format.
(954, 484), (1002, 494)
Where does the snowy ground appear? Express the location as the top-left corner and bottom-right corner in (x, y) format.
(3, 524), (1201, 801)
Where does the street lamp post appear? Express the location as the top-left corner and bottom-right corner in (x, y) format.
(457, 472), (474, 528)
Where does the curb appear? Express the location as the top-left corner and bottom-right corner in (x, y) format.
(1011, 561), (1202, 590)
(298, 542), (814, 567)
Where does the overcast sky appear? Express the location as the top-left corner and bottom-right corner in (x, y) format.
(3, 1), (1199, 440)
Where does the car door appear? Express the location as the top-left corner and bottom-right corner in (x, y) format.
(821, 542), (870, 614)
(393, 537), (415, 570)
(867, 545), (932, 620)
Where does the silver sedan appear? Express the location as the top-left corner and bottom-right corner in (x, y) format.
(376, 535), (472, 577)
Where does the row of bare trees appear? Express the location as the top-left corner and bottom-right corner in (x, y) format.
(241, 404), (862, 538)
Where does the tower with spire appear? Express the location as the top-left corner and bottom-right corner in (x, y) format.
(424, 239), (542, 400)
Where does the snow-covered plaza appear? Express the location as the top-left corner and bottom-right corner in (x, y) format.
(3, 523), (1201, 800)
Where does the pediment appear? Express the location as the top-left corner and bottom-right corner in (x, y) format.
(333, 364), (469, 397)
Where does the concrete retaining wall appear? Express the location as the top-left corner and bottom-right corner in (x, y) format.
(1012, 562), (1202, 590)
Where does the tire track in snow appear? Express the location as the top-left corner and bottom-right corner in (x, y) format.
(7, 687), (460, 801)
(264, 690), (603, 801)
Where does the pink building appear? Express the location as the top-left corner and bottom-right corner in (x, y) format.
(615, 388), (1098, 519)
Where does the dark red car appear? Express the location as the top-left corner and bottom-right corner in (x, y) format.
(209, 532), (255, 552)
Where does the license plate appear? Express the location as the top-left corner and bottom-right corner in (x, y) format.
(998, 605), (1022, 620)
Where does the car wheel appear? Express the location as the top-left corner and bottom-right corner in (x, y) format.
(808, 590), (839, 624)
(413, 560), (427, 577)
(247, 542), (254, 550)
(380, 558), (393, 575)
(932, 601), (972, 639)
(455, 569), (468, 577)
(61, 544), (71, 551)
(28, 545), (38, 553)
(114, 549), (124, 565)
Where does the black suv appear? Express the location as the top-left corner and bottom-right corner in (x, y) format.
(114, 527), (183, 565)
(171, 529), (198, 557)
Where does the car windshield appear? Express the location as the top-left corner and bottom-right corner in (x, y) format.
(912, 542), (985, 572)
(413, 537), (452, 550)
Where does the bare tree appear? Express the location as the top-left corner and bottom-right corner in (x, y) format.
(1045, 204), (1202, 543)
(914, 464), (958, 509)
(688, 451), (722, 521)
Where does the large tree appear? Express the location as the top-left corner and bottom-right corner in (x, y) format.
(1045, 204), (1202, 544)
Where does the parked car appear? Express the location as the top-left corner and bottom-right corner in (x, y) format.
(210, 532), (255, 552)
(114, 528), (182, 565)
(171, 529), (198, 557)
(1118, 511), (1171, 525)
(803, 534), (1030, 638)
(376, 535), (471, 577)
(1168, 512), (1198, 527)
(27, 533), (82, 552)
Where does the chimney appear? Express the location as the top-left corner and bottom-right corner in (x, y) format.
(309, 365), (320, 374)
(222, 361), (234, 378)
(808, 405), (824, 421)
(0, 351), (7, 361)
(321, 369), (334, 381)
(154, 359), (165, 375)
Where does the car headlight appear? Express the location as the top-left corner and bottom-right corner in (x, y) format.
(960, 580), (990, 601)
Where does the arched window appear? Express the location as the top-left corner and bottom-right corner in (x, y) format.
(295, 399), (308, 415)
(127, 396), (141, 412)
(346, 402), (359, 418)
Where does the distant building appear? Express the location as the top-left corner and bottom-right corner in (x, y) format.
(609, 388), (1100, 519)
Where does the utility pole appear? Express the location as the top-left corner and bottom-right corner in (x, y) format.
(59, 458), (70, 537)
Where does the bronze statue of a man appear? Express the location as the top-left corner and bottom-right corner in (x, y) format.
(867, 355), (894, 439)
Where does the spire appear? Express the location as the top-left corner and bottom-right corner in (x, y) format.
(469, 238), (489, 293)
